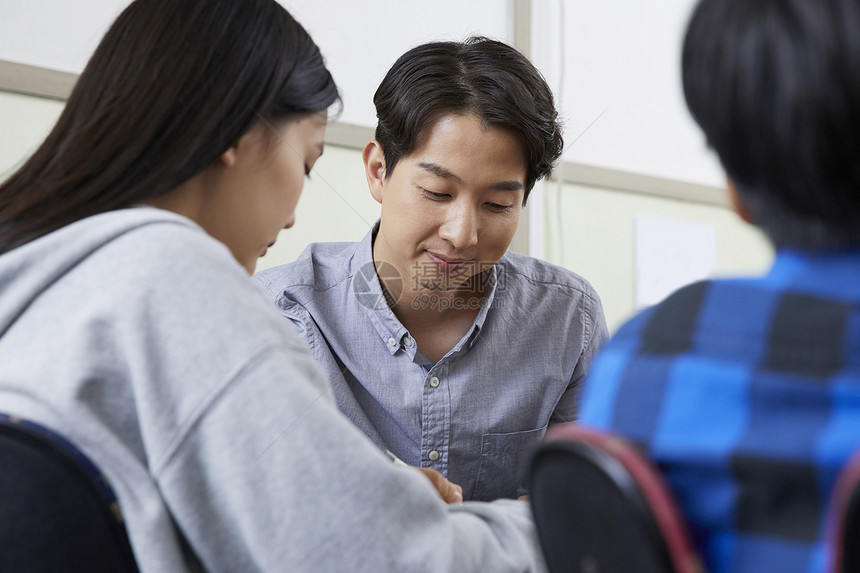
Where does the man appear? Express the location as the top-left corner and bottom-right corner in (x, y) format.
(578, 0), (860, 571)
(256, 37), (608, 501)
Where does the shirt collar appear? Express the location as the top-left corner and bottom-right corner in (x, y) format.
(470, 263), (499, 336)
(350, 222), (412, 356)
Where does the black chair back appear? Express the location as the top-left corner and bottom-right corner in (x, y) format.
(528, 424), (702, 573)
(0, 413), (139, 572)
(828, 448), (860, 573)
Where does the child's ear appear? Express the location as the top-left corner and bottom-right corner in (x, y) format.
(727, 178), (754, 224)
(363, 140), (386, 204)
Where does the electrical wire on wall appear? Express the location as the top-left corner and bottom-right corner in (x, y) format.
(555, 0), (567, 266)
(551, 0), (609, 266)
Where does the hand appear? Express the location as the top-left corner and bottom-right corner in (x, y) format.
(415, 466), (463, 504)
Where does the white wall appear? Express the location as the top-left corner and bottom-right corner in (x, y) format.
(0, 1), (128, 73)
(278, 0), (512, 128)
(0, 0), (512, 130)
(532, 0), (724, 187)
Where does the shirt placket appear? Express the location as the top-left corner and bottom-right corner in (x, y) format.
(421, 360), (451, 476)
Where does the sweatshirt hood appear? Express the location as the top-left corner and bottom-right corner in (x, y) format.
(0, 207), (196, 339)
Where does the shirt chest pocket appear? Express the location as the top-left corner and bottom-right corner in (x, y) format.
(472, 424), (548, 501)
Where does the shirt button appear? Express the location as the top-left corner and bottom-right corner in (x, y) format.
(388, 337), (397, 347)
(404, 337), (414, 348)
(429, 376), (440, 388)
(428, 450), (440, 461)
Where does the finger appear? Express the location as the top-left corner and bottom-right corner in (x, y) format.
(448, 483), (463, 504)
(416, 467), (463, 504)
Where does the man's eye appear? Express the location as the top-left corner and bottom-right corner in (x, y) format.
(422, 189), (448, 200)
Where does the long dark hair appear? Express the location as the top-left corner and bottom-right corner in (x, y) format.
(372, 37), (562, 202)
(0, 0), (339, 254)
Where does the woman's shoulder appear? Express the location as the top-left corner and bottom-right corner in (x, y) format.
(62, 207), (247, 289)
(52, 208), (277, 331)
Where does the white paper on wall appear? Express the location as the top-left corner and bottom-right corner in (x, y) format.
(634, 215), (717, 309)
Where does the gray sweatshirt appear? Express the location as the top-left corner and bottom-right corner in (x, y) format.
(0, 207), (547, 572)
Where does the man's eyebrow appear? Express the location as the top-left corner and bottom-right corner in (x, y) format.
(491, 180), (524, 192)
(419, 162), (461, 182)
(418, 162), (524, 191)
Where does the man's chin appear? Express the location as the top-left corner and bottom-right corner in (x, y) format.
(415, 275), (478, 293)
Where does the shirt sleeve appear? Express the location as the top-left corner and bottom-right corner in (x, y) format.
(551, 287), (610, 424)
(251, 273), (317, 354)
(155, 345), (548, 573)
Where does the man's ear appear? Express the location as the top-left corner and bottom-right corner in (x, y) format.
(363, 140), (386, 204)
(727, 178), (754, 224)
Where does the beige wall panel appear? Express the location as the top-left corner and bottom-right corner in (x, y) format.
(542, 183), (774, 333)
(0, 91), (64, 180)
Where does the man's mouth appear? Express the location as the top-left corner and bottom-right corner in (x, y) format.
(426, 251), (470, 271)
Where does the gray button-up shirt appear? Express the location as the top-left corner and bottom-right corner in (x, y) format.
(255, 227), (607, 500)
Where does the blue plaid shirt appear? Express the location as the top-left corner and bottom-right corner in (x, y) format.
(579, 249), (860, 573)
(255, 225), (607, 501)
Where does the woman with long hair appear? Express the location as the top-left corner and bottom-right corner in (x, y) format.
(0, 1), (545, 571)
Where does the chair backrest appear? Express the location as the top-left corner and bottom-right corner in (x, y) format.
(0, 413), (139, 572)
(827, 448), (860, 573)
(528, 424), (703, 573)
